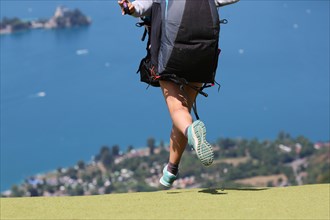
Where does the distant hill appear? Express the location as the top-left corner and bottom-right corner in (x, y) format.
(1, 184), (329, 219)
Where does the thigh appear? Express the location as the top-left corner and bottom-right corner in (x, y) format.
(160, 80), (202, 111)
(185, 82), (203, 107)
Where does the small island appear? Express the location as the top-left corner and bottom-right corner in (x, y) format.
(0, 6), (91, 35)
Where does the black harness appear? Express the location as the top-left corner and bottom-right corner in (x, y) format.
(135, 16), (225, 120)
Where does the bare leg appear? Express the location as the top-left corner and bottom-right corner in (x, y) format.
(160, 80), (202, 165)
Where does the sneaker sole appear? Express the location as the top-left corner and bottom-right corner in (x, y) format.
(159, 177), (171, 187)
(191, 120), (214, 166)
(159, 166), (177, 187)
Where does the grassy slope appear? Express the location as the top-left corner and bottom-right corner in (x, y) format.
(1, 184), (329, 220)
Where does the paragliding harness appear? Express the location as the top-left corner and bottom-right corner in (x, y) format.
(136, 5), (227, 120)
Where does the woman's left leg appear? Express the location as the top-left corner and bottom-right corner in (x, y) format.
(159, 80), (202, 185)
(159, 80), (214, 187)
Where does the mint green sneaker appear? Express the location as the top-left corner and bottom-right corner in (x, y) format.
(159, 165), (178, 187)
(187, 120), (214, 166)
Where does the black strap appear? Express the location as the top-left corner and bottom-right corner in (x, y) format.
(177, 83), (200, 120)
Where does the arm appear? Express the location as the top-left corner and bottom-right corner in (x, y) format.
(131, 0), (153, 17)
(215, 0), (240, 7)
(118, 0), (153, 17)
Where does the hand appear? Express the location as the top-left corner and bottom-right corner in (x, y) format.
(118, 0), (135, 15)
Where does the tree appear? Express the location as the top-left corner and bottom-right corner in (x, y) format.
(10, 185), (24, 197)
(73, 185), (84, 196)
(97, 146), (113, 168)
(277, 131), (291, 141)
(77, 160), (85, 170)
(100, 146), (110, 157)
(218, 138), (236, 150)
(295, 136), (314, 158)
(67, 168), (78, 180)
(104, 185), (114, 194)
(147, 137), (156, 155)
(102, 153), (113, 169)
(159, 140), (165, 149)
(112, 145), (120, 157)
(127, 145), (134, 153)
(57, 167), (62, 173)
(27, 186), (39, 197)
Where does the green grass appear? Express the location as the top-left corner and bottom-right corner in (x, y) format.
(1, 184), (329, 219)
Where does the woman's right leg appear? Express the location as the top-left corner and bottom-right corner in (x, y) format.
(160, 81), (200, 136)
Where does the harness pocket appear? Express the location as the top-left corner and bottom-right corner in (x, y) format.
(137, 57), (160, 87)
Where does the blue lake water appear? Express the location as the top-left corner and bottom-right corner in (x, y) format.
(1, 1), (329, 191)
